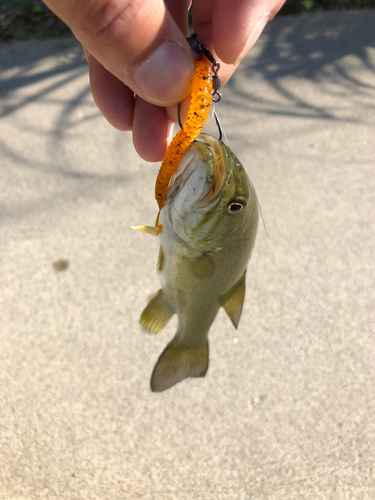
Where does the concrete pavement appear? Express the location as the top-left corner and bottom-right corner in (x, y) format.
(1, 10), (374, 499)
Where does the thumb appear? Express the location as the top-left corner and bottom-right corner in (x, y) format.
(43, 0), (195, 106)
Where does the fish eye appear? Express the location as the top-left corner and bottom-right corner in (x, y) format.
(228, 200), (246, 213)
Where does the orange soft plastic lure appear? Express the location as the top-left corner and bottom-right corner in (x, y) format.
(155, 60), (213, 220)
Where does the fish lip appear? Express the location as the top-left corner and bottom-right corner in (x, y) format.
(167, 134), (229, 210)
(192, 135), (229, 209)
(164, 135), (231, 245)
(166, 149), (203, 209)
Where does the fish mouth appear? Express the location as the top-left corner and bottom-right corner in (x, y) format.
(193, 134), (228, 207)
(164, 133), (239, 245)
(167, 133), (229, 211)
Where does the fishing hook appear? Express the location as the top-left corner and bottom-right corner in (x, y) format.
(213, 109), (223, 142)
(178, 101), (223, 142)
(177, 102), (183, 129)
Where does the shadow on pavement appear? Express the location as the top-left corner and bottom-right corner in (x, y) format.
(1, 11), (374, 182)
(0, 38), (88, 117)
(225, 10), (375, 119)
(0, 38), (138, 223)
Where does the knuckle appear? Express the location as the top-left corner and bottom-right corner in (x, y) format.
(82, 0), (135, 40)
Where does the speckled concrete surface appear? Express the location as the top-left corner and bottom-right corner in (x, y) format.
(1, 10), (374, 499)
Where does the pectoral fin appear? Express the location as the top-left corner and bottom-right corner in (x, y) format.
(140, 289), (174, 334)
(151, 341), (209, 392)
(185, 253), (215, 280)
(219, 272), (246, 329)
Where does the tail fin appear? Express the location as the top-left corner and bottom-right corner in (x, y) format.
(151, 341), (209, 392)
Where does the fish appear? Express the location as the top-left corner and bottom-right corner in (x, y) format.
(137, 133), (259, 392)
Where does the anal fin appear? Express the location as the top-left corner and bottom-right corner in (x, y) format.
(140, 289), (174, 334)
(219, 271), (246, 329)
(151, 341), (209, 392)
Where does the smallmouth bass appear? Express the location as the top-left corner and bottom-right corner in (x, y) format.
(137, 134), (259, 392)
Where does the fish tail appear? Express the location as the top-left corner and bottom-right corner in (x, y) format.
(151, 340), (209, 393)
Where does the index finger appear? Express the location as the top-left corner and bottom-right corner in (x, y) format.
(193, 0), (285, 65)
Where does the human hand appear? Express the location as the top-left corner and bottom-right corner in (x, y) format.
(42, 0), (285, 161)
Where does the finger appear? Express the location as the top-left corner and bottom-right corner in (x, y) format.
(191, 0), (240, 88)
(164, 0), (192, 36)
(42, 0), (195, 106)
(213, 0), (285, 64)
(132, 97), (173, 162)
(85, 49), (134, 131)
(131, 0), (192, 160)
(159, 0), (192, 125)
(193, 0), (285, 65)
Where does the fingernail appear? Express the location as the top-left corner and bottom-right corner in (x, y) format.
(234, 13), (269, 65)
(167, 121), (175, 145)
(131, 39), (195, 106)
